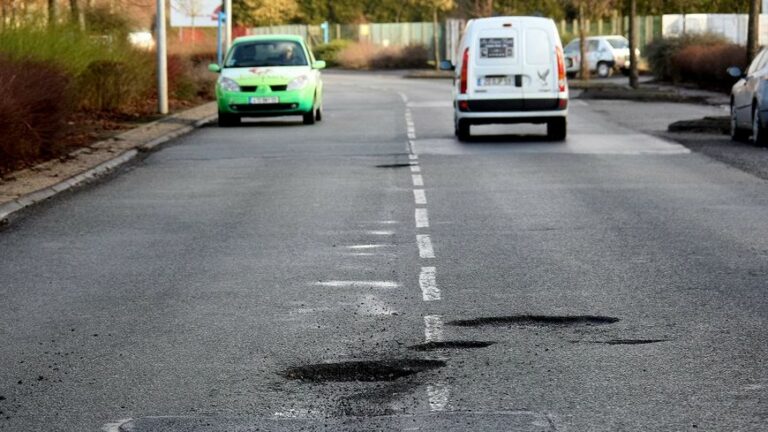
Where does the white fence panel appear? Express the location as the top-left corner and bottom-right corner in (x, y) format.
(662, 14), (768, 45)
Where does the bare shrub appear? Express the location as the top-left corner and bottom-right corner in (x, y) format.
(0, 58), (72, 174)
(672, 43), (747, 91)
(338, 42), (430, 70)
(337, 42), (379, 69)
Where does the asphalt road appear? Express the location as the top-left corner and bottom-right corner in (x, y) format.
(1, 72), (766, 431)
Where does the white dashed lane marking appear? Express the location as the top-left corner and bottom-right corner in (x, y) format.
(415, 208), (430, 228)
(423, 315), (444, 342)
(419, 266), (440, 301)
(416, 234), (435, 258)
(427, 383), (450, 411)
(413, 189), (427, 205)
(412, 174), (424, 186)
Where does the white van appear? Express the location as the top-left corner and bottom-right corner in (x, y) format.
(441, 16), (569, 140)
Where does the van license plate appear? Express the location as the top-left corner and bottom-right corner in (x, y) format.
(480, 77), (513, 86)
(249, 97), (279, 104)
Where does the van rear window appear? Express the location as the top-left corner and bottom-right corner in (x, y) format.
(479, 38), (514, 58)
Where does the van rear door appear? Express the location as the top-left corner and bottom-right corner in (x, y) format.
(520, 24), (559, 107)
(471, 25), (523, 100)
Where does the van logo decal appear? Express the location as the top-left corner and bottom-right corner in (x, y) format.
(537, 69), (550, 83)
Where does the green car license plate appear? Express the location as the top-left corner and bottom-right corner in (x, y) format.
(249, 96), (279, 104)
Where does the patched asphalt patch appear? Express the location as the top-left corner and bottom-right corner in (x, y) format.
(375, 163), (415, 168)
(407, 341), (496, 351)
(281, 359), (445, 382)
(447, 315), (620, 327)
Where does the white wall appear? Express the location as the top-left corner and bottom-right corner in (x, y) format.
(662, 14), (768, 45)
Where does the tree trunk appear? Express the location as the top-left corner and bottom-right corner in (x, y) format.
(747, 0), (760, 63)
(68, 0), (78, 24)
(628, 0), (638, 88)
(433, 8), (440, 70)
(48, 0), (57, 27)
(578, 3), (589, 81)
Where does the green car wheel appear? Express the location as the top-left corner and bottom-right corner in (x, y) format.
(218, 112), (240, 127)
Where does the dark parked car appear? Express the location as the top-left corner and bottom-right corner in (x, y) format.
(729, 48), (768, 145)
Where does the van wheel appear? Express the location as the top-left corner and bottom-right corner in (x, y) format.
(315, 106), (323, 122)
(596, 62), (612, 78)
(218, 112), (240, 127)
(456, 119), (470, 141)
(547, 118), (567, 141)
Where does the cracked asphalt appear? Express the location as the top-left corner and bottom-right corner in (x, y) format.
(0, 72), (766, 431)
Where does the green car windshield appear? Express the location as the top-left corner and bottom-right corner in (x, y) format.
(225, 41), (308, 68)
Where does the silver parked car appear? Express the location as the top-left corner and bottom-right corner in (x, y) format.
(564, 35), (631, 78)
(728, 48), (768, 145)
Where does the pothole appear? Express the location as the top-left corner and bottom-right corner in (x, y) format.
(375, 163), (415, 168)
(594, 339), (669, 345)
(447, 315), (620, 327)
(281, 359), (445, 382)
(407, 341), (496, 351)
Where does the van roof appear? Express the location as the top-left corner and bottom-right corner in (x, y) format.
(467, 16), (555, 28)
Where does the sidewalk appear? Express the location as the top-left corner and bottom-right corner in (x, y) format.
(0, 102), (217, 224)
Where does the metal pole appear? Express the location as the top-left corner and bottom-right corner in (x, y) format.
(224, 0), (232, 51)
(156, 0), (168, 114)
(217, 11), (224, 65)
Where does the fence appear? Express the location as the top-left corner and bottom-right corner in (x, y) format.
(661, 14), (768, 45)
(249, 22), (448, 59)
(249, 15), (723, 62)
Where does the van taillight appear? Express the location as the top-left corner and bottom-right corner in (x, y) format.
(556, 46), (566, 92)
(460, 47), (469, 94)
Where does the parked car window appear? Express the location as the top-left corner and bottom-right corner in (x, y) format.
(225, 41), (308, 68)
(606, 38), (628, 49)
(587, 40), (600, 52)
(564, 39), (580, 53)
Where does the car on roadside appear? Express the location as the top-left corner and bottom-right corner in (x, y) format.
(563, 35), (632, 78)
(441, 16), (568, 141)
(728, 48), (768, 145)
(208, 35), (325, 127)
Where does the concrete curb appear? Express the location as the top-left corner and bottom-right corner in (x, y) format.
(0, 104), (217, 225)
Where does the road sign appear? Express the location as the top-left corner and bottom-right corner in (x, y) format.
(170, 0), (220, 27)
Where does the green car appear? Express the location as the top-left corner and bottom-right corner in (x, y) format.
(208, 35), (325, 127)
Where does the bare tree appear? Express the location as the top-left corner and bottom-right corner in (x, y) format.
(628, 0), (639, 88)
(416, 0), (455, 69)
(571, 0), (614, 81)
(747, 0), (760, 63)
(458, 0), (492, 18)
(48, 0), (57, 26)
(173, 0), (207, 42)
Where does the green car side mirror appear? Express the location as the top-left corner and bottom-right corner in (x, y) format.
(313, 60), (327, 70)
(208, 63), (221, 73)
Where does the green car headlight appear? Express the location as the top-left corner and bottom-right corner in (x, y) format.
(287, 75), (309, 91)
(218, 77), (240, 92)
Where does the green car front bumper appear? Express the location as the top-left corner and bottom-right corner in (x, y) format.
(216, 87), (316, 117)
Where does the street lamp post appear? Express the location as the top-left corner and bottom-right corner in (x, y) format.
(156, 0), (169, 114)
(224, 0), (232, 51)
